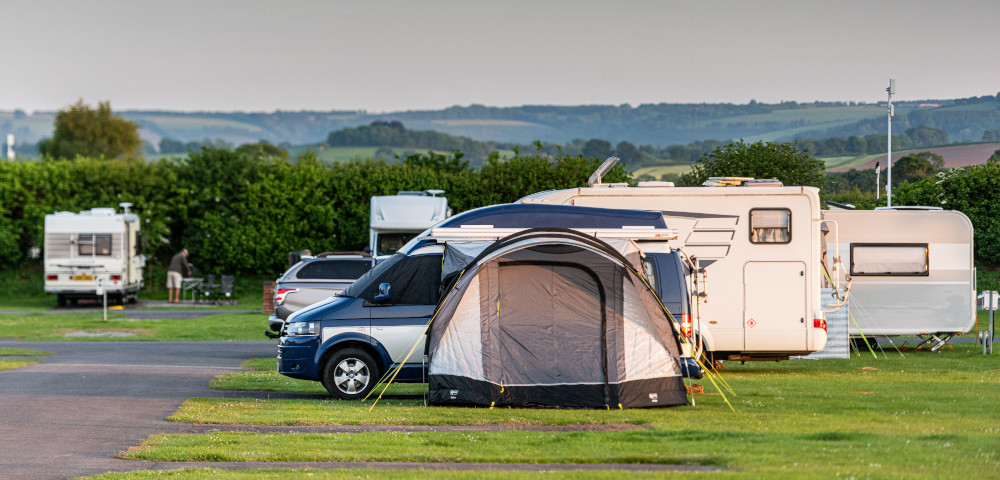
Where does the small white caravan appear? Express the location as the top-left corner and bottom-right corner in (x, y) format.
(519, 161), (845, 362)
(44, 204), (145, 306)
(822, 207), (975, 349)
(369, 190), (451, 257)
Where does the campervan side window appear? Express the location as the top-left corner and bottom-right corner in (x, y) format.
(749, 209), (791, 244)
(78, 234), (112, 256)
(850, 243), (928, 276)
(642, 258), (657, 292)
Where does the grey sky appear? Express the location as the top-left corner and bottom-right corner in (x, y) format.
(2, 0), (998, 112)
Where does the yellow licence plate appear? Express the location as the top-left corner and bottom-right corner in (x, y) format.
(73, 274), (94, 281)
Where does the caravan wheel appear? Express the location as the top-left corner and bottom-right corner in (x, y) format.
(321, 349), (380, 400)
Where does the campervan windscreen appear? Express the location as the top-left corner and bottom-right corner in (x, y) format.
(340, 253), (442, 304)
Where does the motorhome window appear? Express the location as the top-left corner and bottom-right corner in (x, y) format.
(78, 234), (112, 255)
(749, 209), (791, 244)
(377, 233), (418, 256)
(851, 244), (928, 276)
(296, 259), (373, 280)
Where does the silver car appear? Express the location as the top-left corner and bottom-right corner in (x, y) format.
(267, 253), (375, 332)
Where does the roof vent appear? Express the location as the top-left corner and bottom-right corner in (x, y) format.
(703, 177), (754, 187)
(588, 156), (620, 187)
(637, 181), (675, 187)
(744, 179), (783, 187)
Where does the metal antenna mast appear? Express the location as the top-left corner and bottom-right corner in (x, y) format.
(886, 79), (895, 207)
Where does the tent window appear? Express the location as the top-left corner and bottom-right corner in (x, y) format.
(851, 243), (928, 276)
(78, 234), (112, 256)
(749, 209), (791, 244)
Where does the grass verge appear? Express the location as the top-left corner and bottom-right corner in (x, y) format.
(80, 470), (669, 479)
(0, 359), (41, 371)
(117, 344), (1000, 478)
(120, 430), (719, 465)
(0, 311), (266, 341)
(209, 358), (423, 395)
(0, 347), (52, 356)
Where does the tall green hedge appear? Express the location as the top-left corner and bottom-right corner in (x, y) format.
(0, 149), (628, 276)
(895, 160), (1000, 267)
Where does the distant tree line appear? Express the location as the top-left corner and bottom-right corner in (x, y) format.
(792, 126), (949, 157)
(158, 137), (237, 154)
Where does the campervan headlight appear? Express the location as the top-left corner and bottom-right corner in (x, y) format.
(287, 321), (318, 337)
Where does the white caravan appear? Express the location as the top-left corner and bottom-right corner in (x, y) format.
(519, 169), (844, 362)
(44, 204), (145, 306)
(369, 190), (451, 258)
(822, 207), (975, 349)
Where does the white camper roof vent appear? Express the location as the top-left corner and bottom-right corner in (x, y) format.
(745, 179), (783, 187)
(588, 156), (619, 187)
(86, 208), (117, 216)
(874, 206), (943, 211)
(703, 177), (755, 186)
(637, 181), (675, 188)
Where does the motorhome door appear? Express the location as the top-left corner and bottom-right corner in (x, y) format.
(743, 261), (807, 350)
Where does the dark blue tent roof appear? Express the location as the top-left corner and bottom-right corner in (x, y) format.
(438, 204), (666, 229)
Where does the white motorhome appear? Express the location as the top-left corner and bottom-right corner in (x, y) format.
(44, 204), (145, 306)
(519, 169), (843, 362)
(369, 190), (451, 257)
(822, 207), (975, 349)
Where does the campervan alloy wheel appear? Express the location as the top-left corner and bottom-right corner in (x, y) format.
(321, 348), (380, 400)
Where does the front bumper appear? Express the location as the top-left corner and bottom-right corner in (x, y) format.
(277, 334), (320, 380)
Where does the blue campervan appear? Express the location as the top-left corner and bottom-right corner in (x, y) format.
(277, 203), (696, 399)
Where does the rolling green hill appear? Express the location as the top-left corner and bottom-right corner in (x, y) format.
(5, 95), (998, 150)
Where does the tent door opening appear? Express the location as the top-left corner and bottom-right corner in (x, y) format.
(494, 261), (608, 402)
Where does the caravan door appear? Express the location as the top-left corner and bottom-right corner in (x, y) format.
(744, 261), (807, 351)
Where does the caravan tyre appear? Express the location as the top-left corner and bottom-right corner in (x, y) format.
(321, 348), (380, 400)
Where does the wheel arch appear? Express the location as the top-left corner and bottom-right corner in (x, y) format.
(316, 333), (392, 379)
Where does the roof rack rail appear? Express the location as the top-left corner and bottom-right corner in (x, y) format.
(430, 226), (678, 242)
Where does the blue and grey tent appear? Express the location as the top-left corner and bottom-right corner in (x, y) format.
(426, 229), (688, 409)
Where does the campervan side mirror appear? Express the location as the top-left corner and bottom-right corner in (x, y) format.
(374, 283), (391, 303)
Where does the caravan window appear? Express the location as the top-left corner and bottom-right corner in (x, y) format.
(749, 209), (791, 244)
(78, 234), (112, 256)
(851, 243), (928, 276)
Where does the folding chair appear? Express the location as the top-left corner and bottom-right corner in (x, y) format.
(220, 275), (236, 305)
(199, 274), (218, 304)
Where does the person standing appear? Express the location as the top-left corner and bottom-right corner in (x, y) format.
(167, 248), (189, 303)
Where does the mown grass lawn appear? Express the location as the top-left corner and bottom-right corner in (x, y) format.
(0, 347), (51, 371)
(0, 347), (53, 356)
(0, 311), (265, 341)
(105, 343), (1000, 479)
(0, 359), (42, 371)
(81, 470), (696, 479)
(209, 357), (425, 396)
